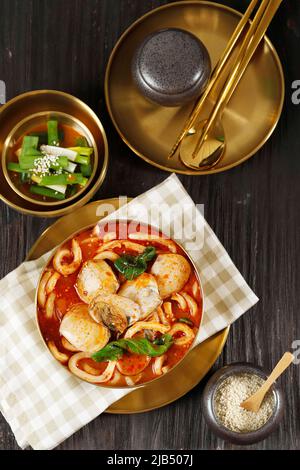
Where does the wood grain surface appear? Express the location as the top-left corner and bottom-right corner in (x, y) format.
(0, 0), (299, 450)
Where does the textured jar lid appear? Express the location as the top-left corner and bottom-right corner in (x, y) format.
(137, 28), (209, 95)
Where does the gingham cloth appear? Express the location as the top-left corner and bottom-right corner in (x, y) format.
(0, 174), (258, 450)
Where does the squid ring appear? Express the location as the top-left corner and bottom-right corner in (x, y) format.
(163, 302), (175, 322)
(61, 337), (79, 352)
(192, 281), (199, 298)
(128, 233), (177, 253)
(96, 240), (121, 253)
(169, 322), (195, 346)
(125, 373), (142, 386)
(46, 272), (61, 295)
(68, 352), (116, 383)
(109, 369), (123, 385)
(53, 238), (82, 276)
(120, 241), (145, 253)
(144, 310), (160, 323)
(48, 341), (69, 363)
(124, 321), (170, 338)
(171, 293), (187, 310)
(80, 237), (100, 245)
(103, 232), (117, 242)
(82, 362), (102, 376)
(93, 250), (119, 262)
(37, 271), (52, 307)
(45, 292), (56, 319)
(152, 354), (167, 376)
(156, 306), (170, 326)
(96, 240), (145, 255)
(181, 292), (198, 317)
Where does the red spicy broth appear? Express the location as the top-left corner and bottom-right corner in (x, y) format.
(37, 221), (203, 387)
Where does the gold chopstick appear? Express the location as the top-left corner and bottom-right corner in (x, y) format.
(167, 0), (260, 159)
(192, 0), (283, 160)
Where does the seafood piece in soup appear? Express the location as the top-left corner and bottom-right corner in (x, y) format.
(118, 273), (162, 318)
(150, 254), (191, 299)
(59, 304), (110, 353)
(89, 293), (141, 334)
(76, 259), (119, 303)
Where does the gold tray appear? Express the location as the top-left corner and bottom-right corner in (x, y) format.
(27, 198), (229, 413)
(105, 1), (284, 175)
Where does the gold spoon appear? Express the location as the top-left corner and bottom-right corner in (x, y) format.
(240, 352), (294, 413)
(180, 0), (283, 170)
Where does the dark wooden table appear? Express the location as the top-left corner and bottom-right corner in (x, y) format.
(0, 0), (299, 450)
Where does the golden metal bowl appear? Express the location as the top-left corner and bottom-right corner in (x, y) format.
(35, 219), (205, 390)
(2, 111), (99, 207)
(0, 90), (108, 217)
(28, 198), (229, 413)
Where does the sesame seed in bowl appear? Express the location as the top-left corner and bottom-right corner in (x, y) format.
(202, 363), (284, 445)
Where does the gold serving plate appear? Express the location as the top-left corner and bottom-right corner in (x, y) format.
(0, 90), (108, 217)
(27, 197), (229, 413)
(105, 1), (284, 175)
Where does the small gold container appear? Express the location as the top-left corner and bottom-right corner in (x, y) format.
(0, 90), (108, 217)
(35, 219), (205, 390)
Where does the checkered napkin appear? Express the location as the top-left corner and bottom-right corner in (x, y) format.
(0, 174), (258, 450)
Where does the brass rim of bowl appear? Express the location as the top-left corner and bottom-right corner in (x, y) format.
(2, 110), (99, 207)
(0, 90), (109, 217)
(104, 0), (285, 175)
(35, 219), (205, 389)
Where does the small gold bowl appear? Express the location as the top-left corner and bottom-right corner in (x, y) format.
(35, 220), (205, 389)
(0, 90), (108, 217)
(2, 111), (99, 206)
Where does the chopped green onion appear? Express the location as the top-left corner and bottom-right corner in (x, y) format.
(39, 173), (87, 186)
(19, 136), (39, 166)
(74, 154), (89, 165)
(22, 136), (39, 151)
(20, 136), (40, 168)
(29, 185), (66, 200)
(40, 145), (78, 162)
(19, 155), (39, 170)
(80, 162), (92, 177)
(65, 161), (77, 173)
(68, 146), (93, 157)
(48, 156), (69, 170)
(23, 147), (42, 157)
(47, 120), (59, 145)
(7, 162), (24, 173)
(29, 130), (64, 145)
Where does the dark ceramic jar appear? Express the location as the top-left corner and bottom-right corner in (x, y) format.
(202, 363), (284, 445)
(132, 28), (211, 107)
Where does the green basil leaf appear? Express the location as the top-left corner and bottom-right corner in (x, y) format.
(91, 334), (174, 362)
(125, 258), (147, 280)
(91, 343), (124, 362)
(114, 255), (137, 274)
(139, 246), (156, 262)
(114, 246), (156, 280)
(178, 317), (194, 327)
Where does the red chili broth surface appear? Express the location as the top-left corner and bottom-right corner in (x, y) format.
(37, 221), (203, 386)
